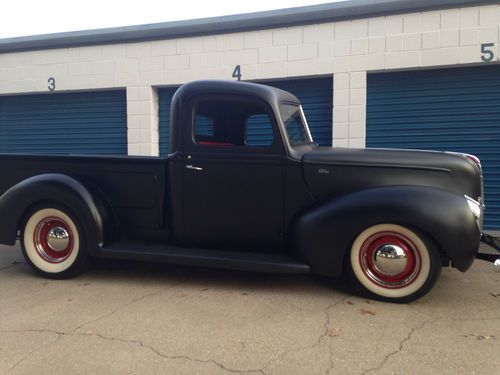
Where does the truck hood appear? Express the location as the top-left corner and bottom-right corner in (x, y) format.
(302, 147), (482, 202)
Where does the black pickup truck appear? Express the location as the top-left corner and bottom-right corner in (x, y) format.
(0, 80), (498, 302)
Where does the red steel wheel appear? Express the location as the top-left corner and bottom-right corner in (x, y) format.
(350, 224), (441, 302)
(21, 206), (87, 278)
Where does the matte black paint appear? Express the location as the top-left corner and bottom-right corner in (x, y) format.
(0, 80), (483, 278)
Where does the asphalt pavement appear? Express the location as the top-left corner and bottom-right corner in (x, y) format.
(0, 243), (499, 375)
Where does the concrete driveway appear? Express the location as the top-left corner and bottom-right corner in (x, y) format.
(0, 243), (499, 375)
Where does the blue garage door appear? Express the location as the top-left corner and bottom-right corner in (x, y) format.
(158, 76), (333, 155)
(0, 90), (127, 155)
(367, 65), (500, 229)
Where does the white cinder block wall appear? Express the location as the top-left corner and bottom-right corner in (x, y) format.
(0, 4), (499, 155)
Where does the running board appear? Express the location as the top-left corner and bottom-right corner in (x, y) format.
(100, 242), (310, 274)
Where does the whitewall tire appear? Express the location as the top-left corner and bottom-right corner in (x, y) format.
(21, 205), (87, 278)
(349, 224), (441, 302)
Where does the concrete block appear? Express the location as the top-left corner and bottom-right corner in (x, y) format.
(404, 13), (422, 33)
(288, 44), (318, 61)
(126, 115), (141, 129)
(190, 53), (222, 68)
(460, 29), (479, 46)
(351, 20), (368, 38)
(333, 106), (349, 123)
(202, 36), (217, 52)
(333, 138), (349, 147)
(421, 47), (460, 66)
(349, 138), (365, 148)
(256, 62), (287, 79)
(229, 34), (245, 50)
(334, 122), (349, 139)
(115, 58), (139, 73)
(404, 33), (422, 50)
(479, 5), (500, 26)
(189, 37), (204, 54)
(128, 143), (141, 156)
(128, 129), (142, 143)
(139, 56), (164, 71)
(238, 64), (257, 80)
(349, 88), (366, 106)
(127, 101), (140, 115)
(126, 43), (151, 58)
(349, 107), (366, 124)
(441, 29), (460, 47)
(273, 27), (303, 45)
(385, 51), (420, 69)
(102, 44), (127, 59)
(36, 63), (68, 78)
(334, 73), (350, 90)
(303, 24), (334, 42)
(68, 62), (91, 76)
(259, 46), (287, 63)
(114, 72), (140, 86)
(459, 45), (482, 64)
(0, 52), (26, 67)
(223, 49), (259, 66)
(349, 120), (366, 138)
(139, 87), (153, 101)
(319, 42), (335, 59)
(331, 57), (349, 73)
(349, 53), (384, 71)
(57, 48), (80, 63)
(350, 71), (367, 89)
(422, 11), (441, 31)
(91, 60), (115, 75)
(422, 31), (441, 49)
(244, 30), (273, 48)
(479, 27), (499, 43)
(387, 35), (403, 52)
(460, 7), (479, 28)
(176, 39), (189, 54)
(351, 39), (368, 55)
(90, 74), (114, 88)
(333, 89), (350, 106)
(368, 17), (386, 37)
(386, 15), (404, 34)
(334, 40), (351, 56)
(441, 9), (460, 29)
(335, 21), (352, 40)
(126, 86), (140, 101)
(151, 40), (177, 56)
(369, 37), (386, 54)
(165, 55), (190, 70)
(79, 46), (103, 61)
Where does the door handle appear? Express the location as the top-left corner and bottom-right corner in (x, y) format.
(186, 164), (203, 171)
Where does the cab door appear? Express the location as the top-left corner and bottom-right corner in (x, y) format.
(182, 96), (286, 253)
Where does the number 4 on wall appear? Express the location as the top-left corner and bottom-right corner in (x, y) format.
(232, 65), (242, 81)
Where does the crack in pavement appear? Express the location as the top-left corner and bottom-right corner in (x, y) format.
(259, 296), (349, 375)
(0, 263), (22, 273)
(0, 328), (264, 375)
(70, 279), (186, 334)
(361, 316), (500, 375)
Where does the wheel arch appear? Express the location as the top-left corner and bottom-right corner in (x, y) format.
(287, 185), (480, 277)
(0, 173), (116, 255)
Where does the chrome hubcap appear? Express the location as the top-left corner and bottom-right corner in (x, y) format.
(373, 244), (408, 276)
(46, 226), (70, 252)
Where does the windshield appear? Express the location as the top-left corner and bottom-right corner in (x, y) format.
(280, 104), (313, 146)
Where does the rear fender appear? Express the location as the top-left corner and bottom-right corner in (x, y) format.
(0, 173), (116, 255)
(288, 186), (480, 276)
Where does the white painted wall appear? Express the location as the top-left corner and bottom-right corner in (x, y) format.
(0, 4), (499, 155)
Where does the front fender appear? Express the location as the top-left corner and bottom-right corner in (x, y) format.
(288, 186), (480, 276)
(0, 173), (113, 255)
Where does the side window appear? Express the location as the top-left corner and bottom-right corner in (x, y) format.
(193, 98), (276, 148)
(245, 114), (274, 146)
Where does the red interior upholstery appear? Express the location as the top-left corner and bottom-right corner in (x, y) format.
(198, 140), (235, 146)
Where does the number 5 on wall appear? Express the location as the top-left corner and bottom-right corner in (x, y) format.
(481, 43), (495, 62)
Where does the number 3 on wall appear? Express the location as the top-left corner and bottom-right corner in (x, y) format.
(48, 77), (56, 91)
(481, 43), (495, 62)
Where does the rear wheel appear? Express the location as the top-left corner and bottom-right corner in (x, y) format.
(21, 205), (87, 279)
(349, 224), (441, 303)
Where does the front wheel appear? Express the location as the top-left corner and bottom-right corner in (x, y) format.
(21, 205), (88, 279)
(349, 224), (441, 303)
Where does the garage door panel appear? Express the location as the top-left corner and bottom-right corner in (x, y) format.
(367, 65), (500, 229)
(0, 90), (127, 155)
